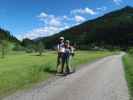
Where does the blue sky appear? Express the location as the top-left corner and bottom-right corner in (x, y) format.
(0, 0), (132, 40)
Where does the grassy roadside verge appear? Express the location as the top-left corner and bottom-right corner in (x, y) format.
(123, 54), (133, 100)
(0, 51), (114, 98)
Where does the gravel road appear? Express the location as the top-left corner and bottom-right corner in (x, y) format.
(3, 53), (129, 100)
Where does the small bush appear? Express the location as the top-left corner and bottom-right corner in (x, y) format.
(128, 48), (133, 55)
(43, 62), (56, 74)
(25, 48), (33, 53)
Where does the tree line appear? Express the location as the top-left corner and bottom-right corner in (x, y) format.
(35, 6), (133, 50)
(0, 28), (45, 58)
(1, 6), (133, 58)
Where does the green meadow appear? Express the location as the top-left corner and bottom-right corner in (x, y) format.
(0, 51), (113, 97)
(123, 54), (133, 100)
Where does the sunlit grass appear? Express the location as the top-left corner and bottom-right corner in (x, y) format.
(123, 54), (133, 100)
(0, 51), (113, 97)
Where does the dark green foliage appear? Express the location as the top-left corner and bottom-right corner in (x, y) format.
(0, 28), (20, 43)
(128, 48), (133, 55)
(36, 6), (133, 50)
(21, 39), (45, 55)
(21, 38), (35, 53)
(123, 54), (133, 99)
(0, 40), (9, 58)
(21, 38), (34, 47)
(37, 41), (44, 56)
(13, 43), (25, 51)
(0, 27), (21, 55)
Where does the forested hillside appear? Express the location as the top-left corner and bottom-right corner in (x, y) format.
(37, 6), (133, 50)
(0, 28), (19, 43)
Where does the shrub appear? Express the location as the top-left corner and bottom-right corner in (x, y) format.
(128, 48), (133, 55)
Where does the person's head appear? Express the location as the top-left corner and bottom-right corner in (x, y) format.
(65, 40), (70, 47)
(59, 36), (64, 43)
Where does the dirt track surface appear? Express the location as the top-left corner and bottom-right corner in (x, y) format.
(3, 54), (129, 100)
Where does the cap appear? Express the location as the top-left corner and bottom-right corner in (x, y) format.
(59, 36), (64, 40)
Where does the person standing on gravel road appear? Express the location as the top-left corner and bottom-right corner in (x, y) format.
(56, 37), (65, 73)
(61, 40), (73, 74)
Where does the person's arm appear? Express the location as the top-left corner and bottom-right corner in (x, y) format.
(71, 46), (75, 56)
(57, 44), (60, 52)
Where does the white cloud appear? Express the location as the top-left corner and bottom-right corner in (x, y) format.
(84, 8), (96, 15)
(20, 6), (107, 40)
(71, 7), (96, 15)
(38, 12), (48, 18)
(74, 15), (86, 23)
(21, 26), (64, 39)
(62, 15), (73, 21)
(113, 0), (123, 5)
(97, 7), (107, 11)
(63, 15), (68, 19)
(37, 13), (68, 27)
(49, 18), (61, 27)
(20, 13), (71, 39)
(21, 24), (71, 39)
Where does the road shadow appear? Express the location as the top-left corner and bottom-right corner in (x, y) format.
(30, 54), (46, 56)
(43, 67), (57, 75)
(43, 66), (76, 76)
(43, 68), (69, 76)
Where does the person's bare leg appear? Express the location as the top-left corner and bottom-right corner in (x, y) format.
(61, 58), (65, 74)
(68, 56), (72, 72)
(56, 55), (61, 73)
(66, 57), (70, 74)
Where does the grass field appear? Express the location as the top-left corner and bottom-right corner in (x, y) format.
(123, 54), (133, 100)
(0, 51), (113, 97)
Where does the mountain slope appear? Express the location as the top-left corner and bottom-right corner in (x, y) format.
(0, 28), (19, 43)
(37, 6), (133, 49)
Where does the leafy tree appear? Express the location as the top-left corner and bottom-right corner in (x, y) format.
(13, 43), (24, 51)
(128, 47), (133, 55)
(0, 40), (9, 58)
(21, 38), (35, 53)
(37, 41), (44, 56)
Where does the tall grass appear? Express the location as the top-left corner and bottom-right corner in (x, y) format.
(123, 54), (133, 100)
